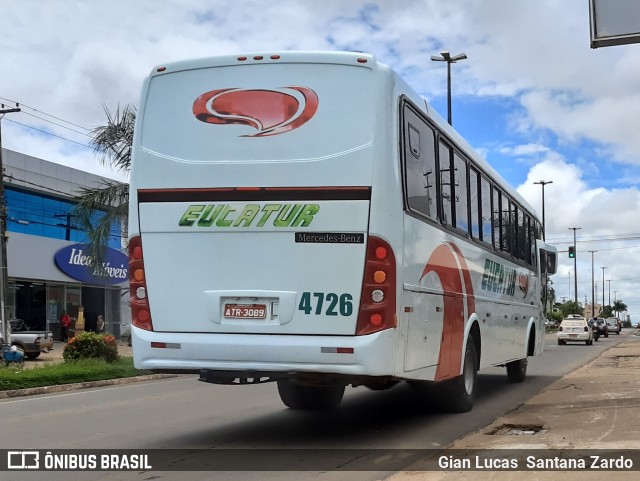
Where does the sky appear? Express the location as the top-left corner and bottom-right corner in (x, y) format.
(2, 0), (640, 318)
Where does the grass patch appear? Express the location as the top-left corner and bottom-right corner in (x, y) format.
(0, 357), (150, 391)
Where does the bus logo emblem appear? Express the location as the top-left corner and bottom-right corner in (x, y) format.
(193, 87), (319, 137)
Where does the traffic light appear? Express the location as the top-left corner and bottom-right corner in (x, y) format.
(568, 246), (575, 258)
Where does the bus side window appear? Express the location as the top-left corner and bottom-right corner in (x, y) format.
(403, 109), (437, 220)
(545, 250), (557, 275)
(480, 175), (492, 244)
(469, 167), (480, 239)
(453, 152), (468, 233)
(439, 142), (454, 226)
(507, 201), (518, 257)
(517, 208), (526, 260)
(493, 188), (503, 251)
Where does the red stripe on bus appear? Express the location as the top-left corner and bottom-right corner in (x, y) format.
(137, 186), (371, 202)
(420, 242), (472, 382)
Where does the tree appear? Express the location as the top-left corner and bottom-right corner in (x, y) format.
(557, 300), (583, 318)
(600, 305), (612, 318)
(613, 300), (627, 319)
(73, 105), (135, 269)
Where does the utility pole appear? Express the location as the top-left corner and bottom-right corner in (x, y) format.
(589, 250), (597, 318)
(568, 227), (581, 306)
(54, 213), (75, 241)
(601, 266), (607, 313)
(0, 105), (21, 348)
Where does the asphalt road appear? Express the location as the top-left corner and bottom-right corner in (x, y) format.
(0, 331), (629, 481)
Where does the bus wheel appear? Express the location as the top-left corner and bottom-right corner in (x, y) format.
(277, 380), (345, 410)
(439, 341), (478, 413)
(506, 358), (527, 383)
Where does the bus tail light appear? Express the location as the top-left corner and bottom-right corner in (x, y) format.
(356, 236), (397, 335)
(129, 235), (154, 331)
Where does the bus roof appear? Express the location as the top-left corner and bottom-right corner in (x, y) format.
(149, 51), (377, 77)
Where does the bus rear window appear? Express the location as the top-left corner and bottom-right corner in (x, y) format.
(139, 64), (374, 163)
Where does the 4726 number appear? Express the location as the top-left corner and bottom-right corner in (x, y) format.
(298, 292), (353, 317)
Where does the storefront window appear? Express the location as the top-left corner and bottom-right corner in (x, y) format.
(106, 288), (122, 338)
(7, 282), (19, 319)
(7, 281), (125, 339)
(66, 285), (82, 328)
(47, 284), (64, 340)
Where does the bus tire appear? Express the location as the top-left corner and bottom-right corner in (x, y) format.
(277, 380), (345, 410)
(506, 358), (527, 383)
(439, 341), (478, 413)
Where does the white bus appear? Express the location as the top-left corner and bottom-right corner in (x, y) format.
(128, 51), (557, 412)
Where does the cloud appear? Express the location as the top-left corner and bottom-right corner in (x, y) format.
(518, 155), (640, 314)
(499, 143), (550, 157)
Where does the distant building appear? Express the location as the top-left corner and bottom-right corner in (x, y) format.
(584, 303), (604, 318)
(2, 149), (129, 339)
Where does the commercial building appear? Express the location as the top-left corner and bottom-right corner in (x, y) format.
(2, 149), (129, 340)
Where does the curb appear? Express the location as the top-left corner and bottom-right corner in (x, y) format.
(0, 373), (180, 400)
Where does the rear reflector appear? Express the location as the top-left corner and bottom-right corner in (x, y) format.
(321, 347), (354, 354)
(150, 342), (181, 349)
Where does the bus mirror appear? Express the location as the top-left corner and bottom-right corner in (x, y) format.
(545, 251), (557, 275)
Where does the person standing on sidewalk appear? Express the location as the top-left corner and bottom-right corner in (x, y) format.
(96, 315), (105, 333)
(60, 311), (71, 342)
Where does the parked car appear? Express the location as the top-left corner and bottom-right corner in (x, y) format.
(2, 319), (54, 359)
(558, 316), (593, 345)
(605, 317), (621, 335)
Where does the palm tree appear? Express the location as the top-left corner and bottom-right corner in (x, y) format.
(613, 299), (627, 319)
(72, 105), (135, 271)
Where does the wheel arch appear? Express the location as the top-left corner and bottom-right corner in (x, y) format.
(525, 317), (538, 357)
(466, 318), (481, 370)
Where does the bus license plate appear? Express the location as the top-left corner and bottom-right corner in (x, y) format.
(224, 304), (267, 319)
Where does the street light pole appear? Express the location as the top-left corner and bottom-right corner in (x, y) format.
(430, 51), (467, 125)
(568, 227), (581, 306)
(601, 266), (607, 313)
(589, 250), (597, 318)
(534, 180), (553, 240)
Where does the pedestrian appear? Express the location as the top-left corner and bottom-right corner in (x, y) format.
(60, 310), (71, 342)
(97, 314), (105, 333)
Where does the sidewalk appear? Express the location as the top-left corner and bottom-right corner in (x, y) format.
(387, 330), (640, 479)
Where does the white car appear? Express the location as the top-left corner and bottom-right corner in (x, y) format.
(558, 316), (594, 345)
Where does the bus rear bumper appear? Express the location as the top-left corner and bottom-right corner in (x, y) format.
(131, 327), (397, 379)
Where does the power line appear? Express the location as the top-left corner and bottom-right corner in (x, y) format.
(21, 111), (91, 137)
(3, 118), (90, 148)
(548, 234), (640, 245)
(0, 97), (90, 132)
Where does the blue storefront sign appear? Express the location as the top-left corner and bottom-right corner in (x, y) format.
(54, 244), (128, 285)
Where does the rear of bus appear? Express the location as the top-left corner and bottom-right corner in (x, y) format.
(129, 52), (401, 397)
